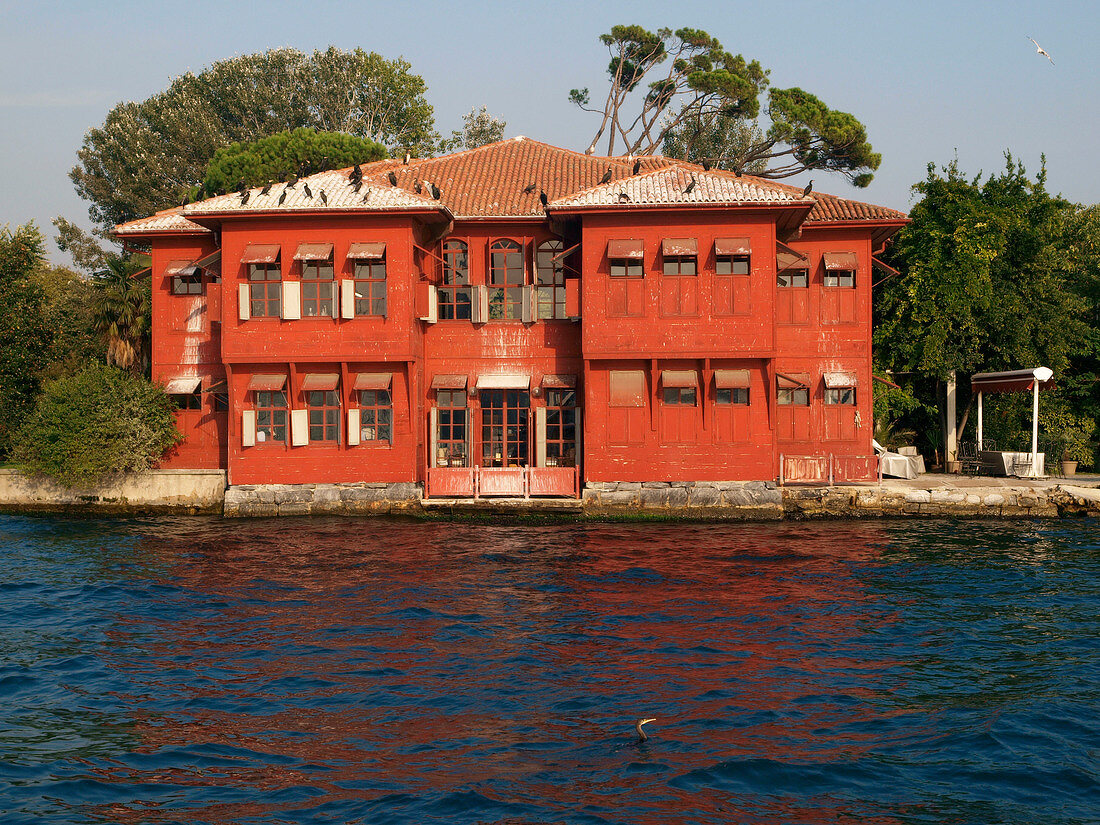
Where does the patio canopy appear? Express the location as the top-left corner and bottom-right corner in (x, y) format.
(971, 367), (1054, 477)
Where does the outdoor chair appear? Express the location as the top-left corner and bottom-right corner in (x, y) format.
(958, 441), (982, 475)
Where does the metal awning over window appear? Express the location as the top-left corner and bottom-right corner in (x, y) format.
(164, 376), (202, 394)
(247, 373), (287, 391)
(347, 242), (386, 260)
(164, 260), (198, 276)
(823, 252), (858, 270)
(661, 370), (698, 388)
(541, 374), (577, 389)
(476, 374), (530, 390)
(240, 244), (281, 264)
(776, 251), (808, 271)
(194, 250), (221, 273)
(294, 242), (334, 261)
(971, 367), (1054, 394)
(354, 372), (392, 391)
(301, 373), (339, 391)
(715, 237), (751, 256)
(661, 238), (697, 257)
(777, 372), (810, 389)
(824, 371), (858, 388)
(607, 239), (644, 259)
(609, 370), (646, 406)
(714, 369), (750, 389)
(431, 374), (467, 390)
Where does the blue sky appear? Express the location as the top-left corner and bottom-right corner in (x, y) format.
(1, 0), (1096, 264)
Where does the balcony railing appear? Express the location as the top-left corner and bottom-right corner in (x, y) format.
(426, 465), (579, 499)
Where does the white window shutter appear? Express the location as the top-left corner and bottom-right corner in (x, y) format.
(478, 285), (489, 323)
(347, 408), (361, 446)
(535, 406), (547, 467)
(242, 409), (256, 447)
(281, 281), (301, 320)
(290, 409), (308, 446)
(418, 284), (438, 323)
(575, 407), (582, 470)
(341, 279), (355, 319)
(521, 285), (534, 324)
(429, 407), (439, 467)
(238, 283), (250, 321)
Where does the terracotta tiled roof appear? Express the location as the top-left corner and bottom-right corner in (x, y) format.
(114, 137), (906, 235)
(548, 166), (809, 210)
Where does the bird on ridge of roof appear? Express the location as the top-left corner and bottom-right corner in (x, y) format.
(600, 168), (613, 185)
(349, 164), (362, 182)
(319, 190), (328, 205)
(303, 182), (313, 199)
(239, 189), (250, 205)
(414, 181), (423, 195)
(1027, 36), (1054, 65)
(388, 171), (399, 186)
(539, 190), (549, 208)
(353, 180), (362, 193)
(632, 158), (641, 175)
(362, 189), (372, 203)
(618, 191), (631, 203)
(802, 179), (814, 197)
(684, 175), (696, 194)
(278, 190), (288, 205)
(523, 182), (537, 194)
(430, 182), (442, 200)
(404, 152), (411, 164)
(260, 182), (272, 196)
(701, 159), (713, 171)
(286, 176), (298, 189)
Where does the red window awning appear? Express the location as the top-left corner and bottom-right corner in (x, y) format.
(776, 372), (810, 389)
(776, 251), (808, 272)
(164, 376), (201, 394)
(661, 369), (698, 388)
(607, 239), (644, 260)
(247, 373), (287, 391)
(714, 369), (751, 389)
(294, 243), (334, 261)
(301, 373), (339, 391)
(715, 237), (751, 256)
(823, 371), (858, 388)
(609, 370), (646, 406)
(541, 374), (577, 389)
(164, 259), (197, 276)
(823, 252), (858, 270)
(431, 374), (467, 390)
(240, 244), (281, 264)
(353, 372), (392, 391)
(661, 238), (697, 257)
(347, 242), (386, 260)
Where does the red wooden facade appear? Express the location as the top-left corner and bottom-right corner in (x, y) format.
(116, 138), (906, 495)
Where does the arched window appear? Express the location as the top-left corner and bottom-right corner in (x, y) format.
(489, 239), (525, 320)
(439, 240), (471, 320)
(536, 239), (567, 319)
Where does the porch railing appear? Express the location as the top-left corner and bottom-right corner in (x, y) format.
(778, 453), (881, 485)
(426, 465), (579, 499)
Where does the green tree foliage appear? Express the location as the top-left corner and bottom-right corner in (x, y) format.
(439, 107), (507, 153)
(91, 255), (151, 374)
(69, 47), (439, 234)
(0, 224), (53, 458)
(572, 25), (880, 185)
(30, 264), (100, 382)
(12, 364), (182, 486)
(202, 128), (387, 195)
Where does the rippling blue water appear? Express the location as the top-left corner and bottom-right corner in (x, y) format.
(0, 515), (1096, 824)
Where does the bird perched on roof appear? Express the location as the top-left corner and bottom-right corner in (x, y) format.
(319, 189), (328, 205)
(632, 158), (641, 175)
(353, 180), (362, 193)
(684, 175), (696, 194)
(635, 718), (656, 742)
(523, 182), (537, 194)
(404, 152), (411, 164)
(239, 189), (250, 205)
(388, 170), (399, 186)
(539, 190), (549, 208)
(618, 191), (631, 203)
(430, 182), (442, 200)
(349, 164), (362, 183)
(286, 176), (298, 189)
(303, 182), (313, 199)
(362, 189), (372, 203)
(414, 181), (423, 194)
(701, 159), (713, 171)
(600, 168), (613, 185)
(278, 190), (288, 205)
(260, 182), (272, 196)
(802, 179), (814, 196)
(1027, 36), (1054, 65)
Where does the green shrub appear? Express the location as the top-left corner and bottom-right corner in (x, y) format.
(13, 364), (182, 486)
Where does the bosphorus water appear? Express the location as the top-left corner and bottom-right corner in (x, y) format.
(0, 515), (1096, 824)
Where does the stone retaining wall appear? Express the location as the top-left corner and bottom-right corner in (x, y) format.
(582, 481), (783, 519)
(223, 482), (423, 518)
(0, 469), (226, 514)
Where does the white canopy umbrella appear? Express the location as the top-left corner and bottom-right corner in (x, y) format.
(970, 367), (1054, 477)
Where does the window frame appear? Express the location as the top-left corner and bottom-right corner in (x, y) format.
(480, 389), (530, 467)
(171, 391), (202, 411)
(248, 262), (282, 317)
(253, 390), (288, 443)
(536, 239), (568, 320)
(172, 272), (203, 295)
(439, 239), (473, 320)
(436, 389), (469, 466)
(824, 269), (855, 288)
(661, 386), (698, 406)
(357, 388), (393, 443)
(715, 254), (750, 277)
(824, 387), (856, 405)
(716, 387), (750, 405)
(300, 258), (336, 318)
(777, 387), (810, 406)
(353, 256), (387, 316)
(544, 388), (577, 466)
(306, 389), (340, 443)
(777, 268), (809, 288)
(488, 238), (526, 320)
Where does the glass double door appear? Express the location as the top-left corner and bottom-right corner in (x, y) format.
(479, 390), (529, 468)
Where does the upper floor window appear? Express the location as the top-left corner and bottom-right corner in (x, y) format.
(172, 273), (203, 295)
(608, 239), (644, 278)
(777, 375), (811, 406)
(823, 253), (857, 288)
(661, 239), (697, 276)
(663, 386), (697, 405)
(536, 240), (568, 320)
(717, 387), (749, 405)
(660, 238), (698, 316)
(716, 255), (749, 276)
(777, 268), (808, 288)
(489, 238), (525, 320)
(352, 244), (387, 316)
(249, 263), (281, 317)
(299, 246), (335, 317)
(440, 239), (472, 320)
(254, 390), (287, 442)
(171, 391), (202, 410)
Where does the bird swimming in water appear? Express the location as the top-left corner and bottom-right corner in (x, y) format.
(635, 718), (656, 742)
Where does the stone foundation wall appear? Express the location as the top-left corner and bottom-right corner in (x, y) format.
(582, 481), (783, 519)
(223, 482), (423, 518)
(0, 469), (226, 513)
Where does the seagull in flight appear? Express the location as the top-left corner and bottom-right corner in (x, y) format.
(1027, 37), (1054, 65)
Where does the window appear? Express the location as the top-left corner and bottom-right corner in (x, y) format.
(662, 255), (696, 277)
(301, 259), (335, 317)
(358, 389), (392, 442)
(171, 391), (201, 410)
(545, 389), (577, 466)
(489, 239), (525, 320)
(436, 389), (468, 466)
(662, 387), (697, 406)
(249, 263), (281, 317)
(610, 258), (643, 278)
(778, 386), (810, 405)
(661, 252), (698, 316)
(825, 269), (855, 288)
(439, 240), (472, 320)
(254, 391), (287, 442)
(717, 388), (749, 405)
(307, 390), (340, 442)
(353, 257), (386, 316)
(716, 255), (750, 276)
(172, 273), (202, 295)
(536, 240), (567, 319)
(481, 389), (529, 466)
(778, 269), (808, 288)
(825, 387), (856, 405)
